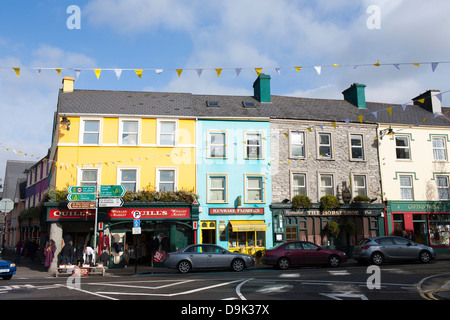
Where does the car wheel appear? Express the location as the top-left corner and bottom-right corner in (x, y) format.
(231, 259), (245, 272)
(371, 252), (384, 265)
(277, 257), (290, 270)
(419, 251), (432, 263)
(177, 260), (192, 273)
(2, 275), (12, 280)
(328, 255), (341, 267)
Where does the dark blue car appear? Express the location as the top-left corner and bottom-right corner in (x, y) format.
(0, 259), (17, 280)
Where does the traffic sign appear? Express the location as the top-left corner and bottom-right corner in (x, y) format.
(99, 185), (126, 197)
(133, 219), (140, 228)
(68, 186), (96, 194)
(67, 193), (96, 201)
(132, 227), (141, 235)
(132, 210), (142, 219)
(67, 201), (96, 209)
(0, 198), (14, 213)
(98, 198), (124, 207)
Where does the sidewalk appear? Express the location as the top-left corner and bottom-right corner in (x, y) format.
(2, 249), (450, 280)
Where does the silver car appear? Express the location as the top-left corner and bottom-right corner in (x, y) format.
(164, 244), (254, 273)
(353, 236), (436, 265)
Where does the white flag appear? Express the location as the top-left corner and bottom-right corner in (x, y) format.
(114, 69), (122, 80)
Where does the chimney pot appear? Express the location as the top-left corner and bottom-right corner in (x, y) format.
(342, 83), (366, 109)
(62, 76), (75, 93)
(253, 74), (271, 103)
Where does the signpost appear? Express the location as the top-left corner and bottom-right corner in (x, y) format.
(67, 193), (96, 201)
(99, 185), (126, 198)
(67, 201), (96, 209)
(68, 186), (96, 194)
(98, 198), (124, 207)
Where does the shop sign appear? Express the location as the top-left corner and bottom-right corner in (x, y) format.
(390, 201), (450, 212)
(285, 209), (379, 217)
(209, 208), (264, 215)
(108, 208), (190, 219)
(48, 209), (95, 220)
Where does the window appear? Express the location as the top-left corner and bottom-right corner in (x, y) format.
(80, 169), (98, 187)
(350, 134), (364, 160)
(436, 176), (450, 200)
(395, 136), (410, 160)
(353, 175), (367, 197)
(208, 175), (227, 202)
(292, 173), (307, 196)
(432, 137), (447, 161)
(157, 169), (176, 191)
(158, 120), (176, 146)
(290, 131), (305, 158)
(318, 133), (332, 159)
(319, 174), (334, 197)
(119, 169), (138, 192)
(82, 120), (100, 144)
(245, 132), (263, 159)
(245, 175), (264, 203)
(120, 120), (138, 145)
(400, 175), (413, 200)
(208, 132), (227, 158)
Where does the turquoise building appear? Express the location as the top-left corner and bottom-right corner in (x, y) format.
(196, 117), (273, 255)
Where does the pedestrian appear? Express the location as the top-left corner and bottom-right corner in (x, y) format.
(408, 231), (416, 242)
(44, 240), (56, 269)
(83, 246), (96, 266)
(149, 234), (159, 267)
(61, 240), (74, 265)
(14, 241), (23, 264)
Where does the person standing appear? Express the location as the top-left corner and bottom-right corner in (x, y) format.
(61, 241), (74, 265)
(149, 234), (159, 267)
(14, 241), (23, 264)
(44, 240), (56, 269)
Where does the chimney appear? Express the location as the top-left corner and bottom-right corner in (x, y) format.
(412, 90), (441, 114)
(253, 74), (271, 103)
(62, 76), (75, 93)
(342, 83), (366, 109)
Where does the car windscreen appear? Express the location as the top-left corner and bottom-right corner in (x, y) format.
(356, 238), (370, 245)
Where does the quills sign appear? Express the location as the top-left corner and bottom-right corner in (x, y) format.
(48, 209), (94, 220)
(48, 208), (190, 221)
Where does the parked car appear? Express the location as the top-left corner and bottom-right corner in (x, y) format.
(0, 259), (16, 280)
(262, 241), (347, 269)
(353, 236), (436, 265)
(164, 244), (255, 273)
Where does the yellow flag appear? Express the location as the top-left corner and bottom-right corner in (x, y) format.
(358, 115), (363, 123)
(215, 68), (222, 77)
(135, 69), (143, 78)
(307, 127), (312, 132)
(295, 67), (302, 72)
(333, 64), (340, 67)
(255, 68), (263, 76)
(94, 69), (101, 79)
(12, 68), (20, 77)
(387, 107), (392, 116)
(331, 122), (336, 129)
(374, 60), (380, 66)
(412, 63), (420, 67)
(176, 69), (183, 77)
(417, 98), (425, 104)
(55, 68), (62, 75)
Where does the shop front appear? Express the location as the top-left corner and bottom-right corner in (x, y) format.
(386, 201), (450, 253)
(44, 201), (199, 269)
(270, 203), (385, 257)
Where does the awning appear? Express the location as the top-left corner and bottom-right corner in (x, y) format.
(230, 220), (267, 232)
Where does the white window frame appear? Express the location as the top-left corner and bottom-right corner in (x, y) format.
(156, 167), (177, 192)
(207, 174), (228, 203)
(395, 135), (411, 160)
(399, 175), (414, 200)
(349, 133), (365, 161)
(319, 173), (335, 198)
(157, 119), (178, 147)
(244, 131), (264, 159)
(77, 167), (101, 188)
(80, 118), (102, 145)
(289, 130), (306, 159)
(432, 136), (448, 161)
(352, 174), (368, 197)
(117, 167), (140, 192)
(207, 131), (227, 159)
(244, 174), (265, 203)
(317, 132), (333, 160)
(436, 175), (450, 200)
(291, 172), (307, 197)
(119, 118), (140, 146)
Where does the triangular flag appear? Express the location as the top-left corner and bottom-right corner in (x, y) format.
(74, 69), (81, 79)
(12, 68), (20, 77)
(255, 68), (263, 76)
(155, 69), (163, 74)
(196, 69), (203, 77)
(307, 127), (312, 132)
(36, 68), (42, 74)
(436, 92), (443, 103)
(332, 64), (340, 67)
(431, 62), (439, 72)
(314, 66), (321, 75)
(275, 67), (281, 75)
(176, 69), (183, 77)
(371, 111), (378, 119)
(135, 69), (143, 78)
(55, 68), (61, 75)
(357, 115), (364, 123)
(412, 63), (420, 67)
(295, 67), (302, 72)
(215, 68), (222, 77)
(331, 122), (336, 129)
(417, 98), (425, 104)
(94, 69), (101, 79)
(401, 103), (407, 111)
(114, 69), (122, 80)
(373, 60), (380, 66)
(319, 125), (324, 131)
(235, 68), (242, 77)
(344, 119), (350, 125)
(387, 107), (392, 116)
(393, 64), (400, 70)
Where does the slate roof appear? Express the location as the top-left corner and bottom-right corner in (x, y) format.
(58, 88), (450, 127)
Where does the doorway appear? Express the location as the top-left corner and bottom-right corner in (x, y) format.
(201, 221), (216, 244)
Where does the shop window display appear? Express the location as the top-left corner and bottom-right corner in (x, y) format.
(429, 215), (450, 246)
(228, 227), (265, 255)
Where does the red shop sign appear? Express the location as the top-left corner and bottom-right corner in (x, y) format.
(48, 209), (94, 220)
(108, 208), (190, 219)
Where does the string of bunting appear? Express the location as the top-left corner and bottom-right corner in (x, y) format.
(2, 59), (449, 79)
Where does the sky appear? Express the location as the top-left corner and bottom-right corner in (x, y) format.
(1, 0), (450, 190)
